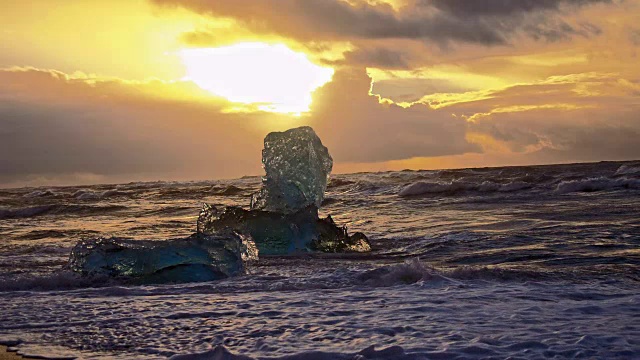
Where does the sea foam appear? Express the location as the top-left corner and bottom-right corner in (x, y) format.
(556, 177), (640, 194)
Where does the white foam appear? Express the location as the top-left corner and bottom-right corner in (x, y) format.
(23, 189), (57, 198)
(2, 278), (636, 359)
(73, 189), (100, 200)
(358, 259), (462, 287)
(556, 177), (640, 194)
(0, 205), (55, 220)
(169, 345), (409, 360)
(0, 271), (113, 292)
(614, 164), (640, 176)
(73, 189), (128, 200)
(398, 180), (532, 196)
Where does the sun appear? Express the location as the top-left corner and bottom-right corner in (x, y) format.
(179, 43), (334, 114)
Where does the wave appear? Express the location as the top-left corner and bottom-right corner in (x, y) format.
(356, 259), (549, 286)
(332, 180), (388, 196)
(326, 178), (356, 188)
(357, 259), (462, 287)
(210, 185), (246, 196)
(169, 344), (410, 360)
(0, 257), (549, 293)
(556, 177), (640, 194)
(73, 189), (130, 200)
(398, 180), (532, 197)
(23, 189), (58, 198)
(0, 204), (127, 220)
(400, 172), (640, 197)
(0, 205), (57, 219)
(614, 164), (640, 176)
(0, 271), (115, 292)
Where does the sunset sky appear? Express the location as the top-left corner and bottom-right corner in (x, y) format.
(1, 0), (639, 187)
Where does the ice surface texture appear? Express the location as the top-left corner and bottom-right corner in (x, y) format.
(198, 203), (370, 255)
(67, 126), (362, 282)
(69, 232), (257, 284)
(203, 126), (369, 254)
(251, 126), (333, 214)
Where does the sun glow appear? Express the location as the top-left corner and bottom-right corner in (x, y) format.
(179, 43), (334, 114)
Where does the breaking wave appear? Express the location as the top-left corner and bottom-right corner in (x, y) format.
(614, 164), (640, 176)
(0, 257), (551, 293)
(0, 271), (115, 292)
(0, 205), (56, 219)
(23, 189), (58, 198)
(398, 180), (532, 197)
(356, 259), (551, 286)
(169, 344), (410, 360)
(556, 177), (640, 194)
(0, 204), (127, 220)
(72, 189), (131, 200)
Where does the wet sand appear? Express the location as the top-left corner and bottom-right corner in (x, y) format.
(0, 346), (21, 360)
(0, 346), (32, 360)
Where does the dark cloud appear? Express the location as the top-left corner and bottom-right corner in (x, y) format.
(0, 67), (480, 186)
(0, 103), (178, 182)
(0, 69), (275, 186)
(2, 66), (638, 187)
(630, 28), (640, 45)
(425, 0), (610, 17)
(179, 30), (219, 47)
(521, 17), (603, 42)
(154, 0), (612, 47)
(371, 78), (470, 103)
(457, 73), (640, 159)
(308, 68), (480, 162)
(468, 107), (640, 160)
(330, 48), (411, 69)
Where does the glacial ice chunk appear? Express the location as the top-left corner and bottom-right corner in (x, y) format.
(198, 203), (371, 255)
(69, 232), (258, 284)
(251, 126), (333, 213)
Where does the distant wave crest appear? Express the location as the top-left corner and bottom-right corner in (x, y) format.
(398, 180), (531, 197)
(0, 204), (126, 220)
(615, 164), (640, 176)
(556, 177), (640, 194)
(0, 271), (114, 292)
(169, 344), (410, 360)
(358, 259), (547, 286)
(73, 189), (130, 200)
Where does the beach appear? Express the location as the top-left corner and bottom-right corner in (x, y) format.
(1, 346), (28, 360)
(1, 161), (639, 358)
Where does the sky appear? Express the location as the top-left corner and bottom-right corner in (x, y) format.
(1, 0), (639, 187)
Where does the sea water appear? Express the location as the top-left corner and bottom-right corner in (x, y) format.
(0, 161), (638, 359)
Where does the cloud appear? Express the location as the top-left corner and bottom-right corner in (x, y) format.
(1, 64), (638, 187)
(0, 67), (479, 186)
(0, 67), (282, 186)
(307, 68), (480, 162)
(335, 47), (410, 69)
(466, 107), (640, 161)
(455, 72), (640, 159)
(425, 0), (610, 17)
(153, 0), (612, 47)
(630, 28), (640, 45)
(371, 78), (470, 103)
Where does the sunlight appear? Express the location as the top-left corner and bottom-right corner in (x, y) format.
(179, 43), (334, 114)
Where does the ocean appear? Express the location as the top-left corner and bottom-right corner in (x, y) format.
(0, 161), (639, 359)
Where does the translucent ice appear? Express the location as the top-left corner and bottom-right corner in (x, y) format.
(69, 232), (258, 284)
(251, 126), (333, 213)
(198, 203), (370, 255)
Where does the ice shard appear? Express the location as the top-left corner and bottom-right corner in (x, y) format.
(198, 203), (371, 255)
(69, 231), (258, 284)
(251, 126), (333, 214)
(68, 126), (368, 283)
(199, 126), (370, 255)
